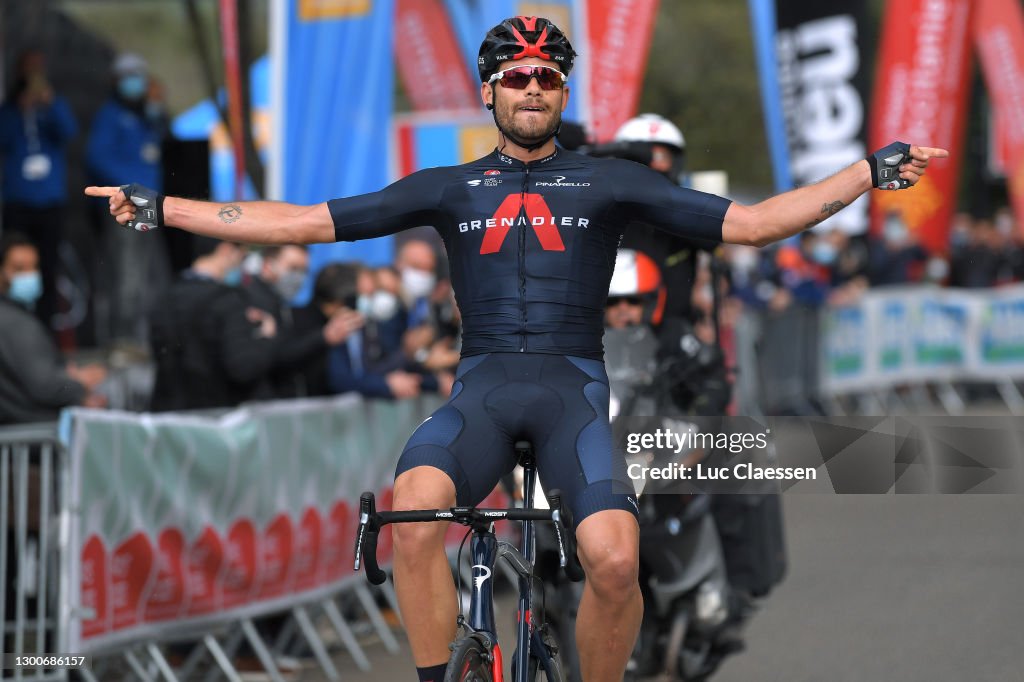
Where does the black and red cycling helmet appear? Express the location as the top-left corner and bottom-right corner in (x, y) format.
(478, 16), (577, 83)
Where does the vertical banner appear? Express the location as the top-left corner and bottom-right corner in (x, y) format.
(775, 0), (870, 234)
(218, 0), (247, 200)
(974, 0), (1024, 234)
(869, 0), (971, 254)
(443, 0), (517, 87)
(586, 0), (660, 142)
(748, 0), (793, 193)
(270, 0), (396, 289)
(394, 0), (479, 112)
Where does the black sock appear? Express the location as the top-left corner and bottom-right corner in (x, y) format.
(417, 662), (448, 682)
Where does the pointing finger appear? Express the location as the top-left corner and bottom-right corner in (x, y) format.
(84, 186), (121, 198)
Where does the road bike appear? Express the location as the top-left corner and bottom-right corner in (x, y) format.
(355, 441), (585, 681)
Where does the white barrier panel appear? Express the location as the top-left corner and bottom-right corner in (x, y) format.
(59, 394), (451, 654)
(821, 285), (1024, 393)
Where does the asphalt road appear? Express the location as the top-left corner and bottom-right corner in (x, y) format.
(306, 494), (1023, 682)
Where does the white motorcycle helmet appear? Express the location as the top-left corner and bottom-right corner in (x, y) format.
(613, 113), (686, 150)
(608, 249), (666, 326)
(613, 114), (687, 181)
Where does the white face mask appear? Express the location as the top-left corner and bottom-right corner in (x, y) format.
(401, 267), (436, 300)
(369, 291), (399, 321)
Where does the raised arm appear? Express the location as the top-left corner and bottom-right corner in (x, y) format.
(85, 165), (447, 245)
(83, 185), (336, 244)
(722, 144), (949, 247)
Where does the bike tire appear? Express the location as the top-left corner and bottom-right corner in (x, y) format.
(445, 636), (494, 682)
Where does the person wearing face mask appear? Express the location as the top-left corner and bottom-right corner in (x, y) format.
(356, 265), (409, 363)
(304, 263), (421, 400)
(85, 53), (170, 346)
(396, 239), (438, 326)
(148, 238), (278, 411)
(244, 245), (361, 398)
(0, 48), (79, 332)
(868, 210), (929, 286)
(0, 233), (107, 424)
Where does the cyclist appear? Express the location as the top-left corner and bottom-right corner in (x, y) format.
(86, 16), (946, 682)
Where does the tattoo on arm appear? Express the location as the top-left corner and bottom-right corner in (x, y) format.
(803, 200), (847, 230)
(218, 204), (243, 224)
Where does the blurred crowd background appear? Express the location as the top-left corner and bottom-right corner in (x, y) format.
(0, 0), (1020, 426)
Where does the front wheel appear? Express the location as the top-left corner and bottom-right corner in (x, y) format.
(445, 636), (494, 682)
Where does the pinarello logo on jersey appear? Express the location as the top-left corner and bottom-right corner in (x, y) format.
(458, 192), (591, 254)
(535, 175), (591, 187)
(485, 170), (501, 176)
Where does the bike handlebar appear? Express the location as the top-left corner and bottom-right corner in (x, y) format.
(354, 490), (584, 585)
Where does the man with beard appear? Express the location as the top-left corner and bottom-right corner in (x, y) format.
(88, 16), (946, 681)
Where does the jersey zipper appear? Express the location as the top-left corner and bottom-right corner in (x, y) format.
(518, 164), (530, 352)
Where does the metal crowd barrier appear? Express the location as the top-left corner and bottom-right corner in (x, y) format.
(2, 400), (520, 682)
(1, 423), (66, 682)
(733, 305), (822, 416)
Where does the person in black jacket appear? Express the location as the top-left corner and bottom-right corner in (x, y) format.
(244, 244), (361, 398)
(0, 233), (105, 423)
(148, 238), (277, 412)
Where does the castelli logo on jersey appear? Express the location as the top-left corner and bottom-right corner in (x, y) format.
(485, 170), (502, 176)
(535, 175), (591, 187)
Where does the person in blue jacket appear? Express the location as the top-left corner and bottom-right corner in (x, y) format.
(85, 53), (169, 345)
(0, 48), (78, 330)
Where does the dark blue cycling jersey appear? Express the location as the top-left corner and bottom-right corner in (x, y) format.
(327, 148), (731, 360)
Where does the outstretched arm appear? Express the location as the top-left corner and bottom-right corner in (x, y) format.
(83, 186), (336, 244)
(722, 145), (949, 247)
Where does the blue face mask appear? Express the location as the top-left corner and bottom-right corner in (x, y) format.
(8, 271), (42, 307)
(117, 74), (148, 101)
(812, 242), (838, 266)
(223, 267), (243, 287)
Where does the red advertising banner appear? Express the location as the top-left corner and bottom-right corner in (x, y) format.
(868, 0), (972, 254)
(586, 0), (661, 142)
(394, 0), (478, 112)
(218, 0), (247, 200)
(68, 397), (510, 653)
(974, 0), (1024, 234)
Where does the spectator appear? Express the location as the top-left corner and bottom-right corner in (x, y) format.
(363, 265), (409, 357)
(86, 53), (170, 345)
(396, 239), (437, 327)
(773, 232), (831, 306)
(868, 210), (928, 286)
(245, 245), (358, 398)
(823, 231), (868, 306)
(949, 217), (1006, 288)
(290, 263), (366, 396)
(0, 233), (105, 424)
(148, 239), (277, 411)
(320, 264), (422, 400)
(0, 48), (78, 330)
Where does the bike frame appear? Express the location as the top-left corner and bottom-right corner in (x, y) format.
(355, 445), (583, 682)
(462, 452), (557, 682)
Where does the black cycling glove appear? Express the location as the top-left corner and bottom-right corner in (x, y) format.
(119, 183), (165, 232)
(867, 141), (912, 190)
